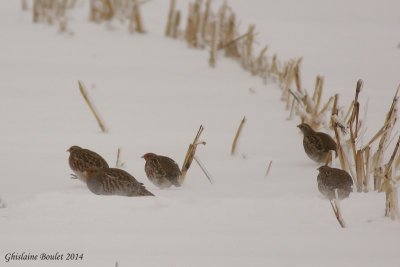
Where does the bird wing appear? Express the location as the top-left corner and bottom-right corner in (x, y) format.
(79, 149), (109, 169)
(158, 156), (182, 184)
(316, 132), (337, 151)
(159, 156), (181, 176)
(107, 168), (153, 196)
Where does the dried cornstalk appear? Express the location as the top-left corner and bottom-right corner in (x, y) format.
(78, 81), (107, 133)
(171, 11), (181, 39)
(132, 1), (145, 33)
(208, 20), (217, 67)
(115, 148), (124, 168)
(231, 116), (246, 155)
(383, 136), (400, 219)
(181, 125), (205, 180)
(355, 150), (364, 192)
(311, 76), (324, 119)
(219, 32), (249, 50)
(218, 0), (228, 48)
(316, 96), (334, 118)
(293, 59), (302, 92)
(194, 155), (213, 184)
(330, 195), (346, 228)
(361, 123), (390, 151)
(331, 94), (347, 172)
(165, 0), (176, 36)
(201, 0), (211, 43)
(253, 46), (268, 76)
(241, 24), (255, 70)
(363, 146), (371, 191)
(373, 87), (399, 184)
(33, 0), (40, 22)
(186, 0), (201, 47)
(264, 160), (273, 177)
(270, 54), (279, 77)
(287, 98), (296, 120)
(224, 14), (240, 58)
(348, 80), (363, 189)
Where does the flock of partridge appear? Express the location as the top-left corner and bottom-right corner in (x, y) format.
(67, 123), (353, 200)
(68, 146), (182, 196)
(298, 123), (353, 200)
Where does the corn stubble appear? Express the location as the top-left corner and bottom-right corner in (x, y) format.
(30, 0), (75, 33)
(89, 0), (147, 33)
(22, 0), (400, 224)
(166, 0), (400, 224)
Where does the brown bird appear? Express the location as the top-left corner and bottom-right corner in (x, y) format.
(67, 145), (109, 183)
(297, 123), (337, 163)
(83, 167), (154, 197)
(317, 166), (353, 200)
(142, 153), (182, 189)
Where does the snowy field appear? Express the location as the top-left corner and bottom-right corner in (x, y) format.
(1, 0), (400, 266)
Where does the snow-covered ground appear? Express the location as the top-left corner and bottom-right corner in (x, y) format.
(1, 1), (399, 266)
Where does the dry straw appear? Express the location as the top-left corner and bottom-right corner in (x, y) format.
(181, 125), (206, 182)
(115, 148), (124, 168)
(231, 116), (246, 156)
(78, 81), (108, 133)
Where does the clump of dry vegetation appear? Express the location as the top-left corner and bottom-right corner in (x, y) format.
(181, 125), (211, 184)
(89, 0), (147, 33)
(24, 0), (148, 33)
(27, 0), (77, 33)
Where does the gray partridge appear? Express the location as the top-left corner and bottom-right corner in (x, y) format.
(142, 153), (182, 189)
(84, 167), (154, 197)
(317, 166), (353, 200)
(67, 145), (109, 183)
(297, 123), (337, 163)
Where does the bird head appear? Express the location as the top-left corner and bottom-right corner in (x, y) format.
(67, 145), (82, 153)
(297, 123), (314, 135)
(317, 165), (332, 175)
(142, 153), (157, 161)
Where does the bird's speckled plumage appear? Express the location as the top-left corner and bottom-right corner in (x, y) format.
(317, 166), (353, 200)
(67, 146), (109, 183)
(84, 167), (154, 197)
(142, 153), (182, 189)
(298, 123), (337, 163)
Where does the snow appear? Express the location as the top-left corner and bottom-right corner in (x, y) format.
(1, 0), (400, 266)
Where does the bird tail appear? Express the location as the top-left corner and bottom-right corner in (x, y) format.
(140, 185), (154, 196)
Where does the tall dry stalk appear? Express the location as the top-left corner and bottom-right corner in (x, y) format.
(330, 195), (346, 228)
(208, 20), (217, 67)
(194, 155), (213, 184)
(115, 148), (124, 168)
(231, 116), (246, 155)
(165, 0), (176, 36)
(181, 125), (205, 182)
(382, 136), (400, 219)
(78, 81), (108, 133)
(373, 87), (399, 191)
(132, 1), (145, 33)
(171, 11), (181, 39)
(264, 160), (273, 177)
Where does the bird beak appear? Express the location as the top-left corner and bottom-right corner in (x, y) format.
(297, 124), (301, 128)
(66, 148), (70, 152)
(141, 155), (145, 159)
